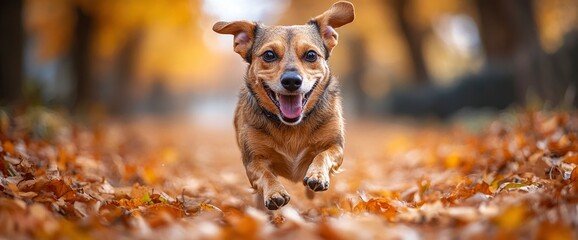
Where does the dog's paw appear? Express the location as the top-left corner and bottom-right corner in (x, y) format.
(303, 172), (330, 192)
(264, 191), (290, 210)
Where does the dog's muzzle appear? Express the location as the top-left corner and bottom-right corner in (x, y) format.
(280, 71), (302, 92)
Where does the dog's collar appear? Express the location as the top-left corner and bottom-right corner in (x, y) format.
(263, 109), (281, 122)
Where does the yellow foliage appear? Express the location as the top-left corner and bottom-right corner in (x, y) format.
(492, 204), (527, 232)
(444, 151), (461, 168)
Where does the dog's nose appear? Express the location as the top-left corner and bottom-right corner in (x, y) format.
(281, 71), (302, 91)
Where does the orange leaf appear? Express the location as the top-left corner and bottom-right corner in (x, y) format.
(564, 155), (578, 165)
(2, 141), (15, 155)
(354, 198), (397, 220)
(537, 221), (575, 240)
(144, 203), (184, 228)
(473, 182), (492, 195)
(44, 179), (77, 202)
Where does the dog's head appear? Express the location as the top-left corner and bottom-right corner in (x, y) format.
(213, 1), (354, 125)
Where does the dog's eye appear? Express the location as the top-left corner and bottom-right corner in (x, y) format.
(262, 50), (277, 62)
(304, 50), (318, 62)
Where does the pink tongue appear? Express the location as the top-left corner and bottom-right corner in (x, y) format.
(278, 94), (303, 119)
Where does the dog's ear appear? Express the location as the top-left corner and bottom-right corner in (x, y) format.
(313, 1), (355, 55)
(213, 21), (256, 60)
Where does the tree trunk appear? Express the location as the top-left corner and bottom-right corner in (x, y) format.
(475, 0), (561, 106)
(0, 0), (24, 104)
(110, 30), (142, 114)
(345, 36), (368, 115)
(390, 0), (430, 84)
(71, 7), (94, 110)
(474, 0), (517, 60)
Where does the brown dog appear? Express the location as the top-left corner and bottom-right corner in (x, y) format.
(213, 1), (354, 210)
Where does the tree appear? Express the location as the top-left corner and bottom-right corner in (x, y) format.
(475, 0), (576, 107)
(0, 0), (24, 104)
(71, 6), (94, 110)
(390, 0), (430, 84)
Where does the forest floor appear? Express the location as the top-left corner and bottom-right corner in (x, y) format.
(1, 108), (577, 239)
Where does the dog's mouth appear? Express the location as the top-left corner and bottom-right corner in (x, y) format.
(264, 82), (317, 123)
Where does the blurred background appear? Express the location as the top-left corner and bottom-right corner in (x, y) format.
(1, 0), (578, 124)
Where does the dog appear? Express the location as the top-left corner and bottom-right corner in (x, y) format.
(213, 1), (354, 210)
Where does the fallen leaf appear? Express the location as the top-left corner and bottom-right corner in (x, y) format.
(492, 204), (528, 232)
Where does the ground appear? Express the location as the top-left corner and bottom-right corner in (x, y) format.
(1, 108), (577, 239)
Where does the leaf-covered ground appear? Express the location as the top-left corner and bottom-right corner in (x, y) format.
(1, 109), (577, 239)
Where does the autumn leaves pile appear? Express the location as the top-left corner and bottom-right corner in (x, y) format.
(1, 109), (577, 239)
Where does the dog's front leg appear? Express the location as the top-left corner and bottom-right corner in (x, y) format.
(303, 144), (343, 192)
(245, 159), (290, 210)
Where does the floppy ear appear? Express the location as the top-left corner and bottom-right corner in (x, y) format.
(313, 1), (355, 55)
(213, 21), (256, 61)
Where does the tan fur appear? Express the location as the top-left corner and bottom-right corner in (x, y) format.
(214, 1), (354, 210)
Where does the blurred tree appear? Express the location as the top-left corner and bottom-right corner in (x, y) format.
(474, 0), (517, 59)
(0, 0), (24, 104)
(390, 0), (430, 84)
(13, 0), (578, 116)
(19, 0), (214, 114)
(71, 6), (94, 110)
(345, 36), (369, 115)
(475, 0), (577, 107)
(475, 0), (542, 102)
(390, 0), (521, 118)
(109, 30), (142, 114)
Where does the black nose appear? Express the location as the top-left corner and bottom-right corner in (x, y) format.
(281, 71), (302, 91)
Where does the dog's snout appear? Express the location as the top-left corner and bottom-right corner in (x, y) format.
(281, 71), (302, 91)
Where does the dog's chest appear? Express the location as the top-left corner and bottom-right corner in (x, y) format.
(272, 142), (316, 181)
(275, 146), (309, 165)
